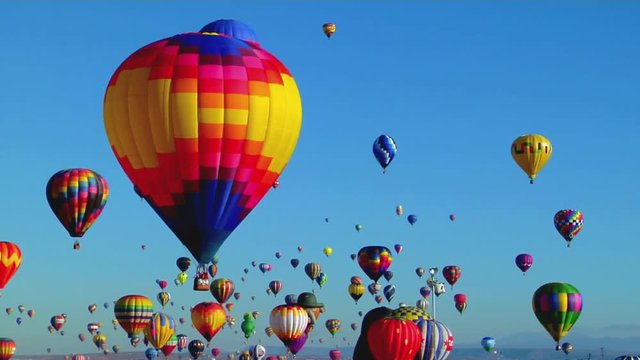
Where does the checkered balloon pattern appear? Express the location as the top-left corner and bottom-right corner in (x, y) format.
(554, 209), (583, 244)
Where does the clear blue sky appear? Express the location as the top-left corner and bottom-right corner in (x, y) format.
(0, 1), (638, 357)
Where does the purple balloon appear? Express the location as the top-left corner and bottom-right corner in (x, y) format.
(287, 332), (308, 355)
(515, 253), (533, 274)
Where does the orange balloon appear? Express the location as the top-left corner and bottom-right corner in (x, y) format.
(0, 242), (22, 290)
(191, 302), (226, 343)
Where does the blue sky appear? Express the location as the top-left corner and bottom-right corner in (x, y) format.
(0, 1), (639, 357)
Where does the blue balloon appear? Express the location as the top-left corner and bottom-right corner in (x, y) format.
(481, 337), (496, 352)
(145, 348), (158, 360)
(284, 294), (298, 305)
(407, 214), (418, 226)
(290, 258), (300, 268)
(199, 19), (259, 43)
(372, 135), (398, 173)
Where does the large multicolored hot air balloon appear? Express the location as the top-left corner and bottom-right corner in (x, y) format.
(269, 304), (309, 351)
(46, 169), (109, 247)
(114, 295), (154, 338)
(143, 313), (176, 349)
(554, 209), (584, 247)
(532, 282), (582, 349)
(103, 19), (303, 273)
(322, 23), (336, 39)
(372, 135), (398, 173)
(0, 242), (22, 290)
(357, 246), (393, 283)
(0, 338), (16, 360)
(510, 134), (552, 184)
(515, 253), (533, 274)
(191, 302), (226, 344)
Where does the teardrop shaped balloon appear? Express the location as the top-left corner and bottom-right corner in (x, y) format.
(191, 302), (226, 343)
(481, 337), (495, 352)
(454, 293), (467, 314)
(188, 339), (205, 360)
(554, 209), (584, 247)
(0, 242), (22, 291)
(114, 295), (154, 338)
(143, 313), (176, 349)
(0, 338), (16, 360)
(103, 20), (303, 265)
(210, 278), (235, 304)
(46, 169), (109, 245)
(270, 304), (309, 351)
(322, 23), (336, 39)
(532, 282), (582, 348)
(515, 253), (533, 274)
(511, 134), (552, 184)
(442, 265), (461, 288)
(383, 284), (396, 302)
(357, 246), (393, 283)
(372, 135), (398, 173)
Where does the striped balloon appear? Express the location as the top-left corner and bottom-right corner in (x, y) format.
(191, 302), (226, 342)
(71, 355), (85, 360)
(103, 19), (302, 265)
(357, 246), (393, 283)
(269, 304), (309, 346)
(420, 319), (453, 360)
(368, 317), (422, 360)
(210, 278), (235, 303)
(304, 263), (321, 282)
(46, 168), (109, 239)
(114, 295), (154, 338)
(143, 313), (176, 349)
(554, 209), (584, 246)
(176, 334), (188, 352)
(0, 242), (22, 290)
(515, 253), (533, 274)
(0, 338), (16, 360)
(532, 282), (582, 346)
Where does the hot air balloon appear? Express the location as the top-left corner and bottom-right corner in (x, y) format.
(481, 337), (495, 352)
(290, 258), (300, 269)
(316, 272), (328, 288)
(416, 299), (429, 312)
(322, 23), (336, 39)
(420, 319), (454, 360)
(88, 304), (97, 314)
(157, 291), (171, 308)
(210, 278), (235, 303)
(449, 214), (456, 222)
(355, 224), (363, 232)
(159, 334), (177, 357)
(454, 294), (467, 314)
(420, 286), (431, 299)
(393, 244), (403, 254)
(114, 295), (154, 338)
(240, 313), (255, 339)
(348, 283), (365, 303)
(367, 317), (422, 360)
(177, 257), (192, 272)
(17, 306), (24, 314)
(286, 331), (308, 355)
(103, 20), (303, 287)
(0, 242), (22, 290)
(511, 134), (552, 184)
(4, 308), (11, 315)
(374, 295), (383, 304)
(269, 304), (309, 352)
(532, 282), (582, 349)
(304, 262), (321, 282)
(93, 333), (107, 350)
(554, 209), (584, 247)
(51, 315), (65, 331)
(15, 318), (22, 326)
(515, 253), (533, 274)
(265, 326), (275, 337)
(351, 323), (359, 331)
(329, 349), (341, 360)
(383, 285), (396, 303)
(442, 266), (461, 288)
(145, 348), (158, 360)
(325, 319), (341, 337)
(323, 247), (333, 257)
(87, 322), (101, 335)
(176, 334), (188, 352)
(275, 251), (282, 259)
(368, 282), (382, 295)
(71, 355), (85, 360)
(269, 280), (283, 296)
(259, 263), (272, 274)
(208, 264), (218, 278)
(407, 214), (418, 226)
(46, 169), (109, 248)
(357, 246), (393, 283)
(383, 271), (393, 282)
(26, 310), (34, 318)
(112, 345), (120, 353)
(561, 342), (573, 355)
(373, 135), (398, 173)
(252, 344), (266, 360)
(143, 312), (176, 349)
(395, 205), (403, 216)
(0, 338), (15, 360)
(191, 302), (226, 344)
(415, 267), (425, 278)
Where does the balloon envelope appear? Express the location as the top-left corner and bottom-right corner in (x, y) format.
(511, 134), (552, 183)
(532, 282), (582, 346)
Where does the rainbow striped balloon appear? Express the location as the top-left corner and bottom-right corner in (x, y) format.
(103, 19), (302, 264)
(0, 242), (22, 290)
(357, 246), (393, 283)
(46, 168), (109, 239)
(114, 295), (154, 338)
(0, 338), (16, 360)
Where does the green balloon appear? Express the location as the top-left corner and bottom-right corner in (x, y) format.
(532, 282), (582, 346)
(241, 318), (255, 339)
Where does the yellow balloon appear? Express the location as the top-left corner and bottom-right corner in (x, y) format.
(511, 134), (552, 183)
(323, 247), (333, 257)
(143, 313), (175, 349)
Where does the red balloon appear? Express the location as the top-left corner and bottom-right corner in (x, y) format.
(329, 349), (342, 360)
(367, 317), (422, 360)
(442, 266), (461, 288)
